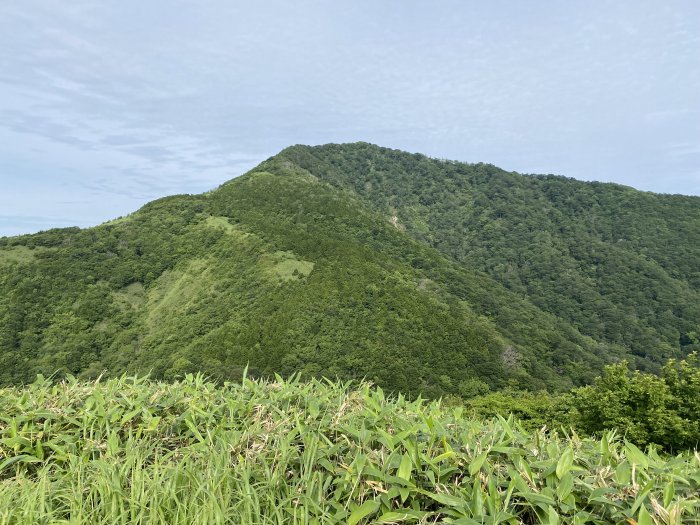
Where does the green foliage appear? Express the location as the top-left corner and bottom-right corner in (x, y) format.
(571, 354), (700, 451)
(262, 250), (314, 282)
(446, 355), (700, 452)
(0, 245), (44, 264)
(1, 142), (699, 401)
(0, 161), (612, 393)
(461, 389), (575, 432)
(277, 143), (700, 369)
(0, 375), (698, 524)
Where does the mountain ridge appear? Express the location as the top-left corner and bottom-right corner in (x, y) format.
(271, 143), (700, 364)
(1, 143), (698, 395)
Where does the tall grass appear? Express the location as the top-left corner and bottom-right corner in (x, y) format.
(1, 374), (698, 524)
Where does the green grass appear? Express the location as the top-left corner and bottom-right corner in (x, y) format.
(1, 375), (698, 524)
(263, 251), (314, 282)
(0, 246), (42, 265)
(113, 282), (146, 310)
(204, 215), (251, 240)
(144, 259), (214, 331)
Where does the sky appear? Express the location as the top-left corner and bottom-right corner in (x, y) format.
(1, 1), (699, 236)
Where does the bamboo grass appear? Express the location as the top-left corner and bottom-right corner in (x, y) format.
(1, 374), (698, 524)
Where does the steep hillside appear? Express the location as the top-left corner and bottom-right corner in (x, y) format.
(1, 142), (697, 394)
(274, 143), (700, 370)
(0, 161), (620, 394)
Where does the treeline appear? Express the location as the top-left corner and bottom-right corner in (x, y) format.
(0, 165), (624, 393)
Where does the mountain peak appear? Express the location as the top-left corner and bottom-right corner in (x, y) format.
(1, 144), (698, 393)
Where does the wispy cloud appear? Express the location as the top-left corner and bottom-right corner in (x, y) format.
(665, 142), (700, 160)
(0, 0), (699, 235)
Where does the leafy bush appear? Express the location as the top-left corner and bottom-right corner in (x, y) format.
(571, 354), (700, 451)
(460, 389), (575, 432)
(462, 355), (700, 452)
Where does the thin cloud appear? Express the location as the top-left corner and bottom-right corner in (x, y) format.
(0, 0), (699, 236)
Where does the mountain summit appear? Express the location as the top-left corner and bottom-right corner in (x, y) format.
(1, 143), (698, 394)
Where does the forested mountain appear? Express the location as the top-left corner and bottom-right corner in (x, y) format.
(1, 143), (698, 395)
(275, 144), (700, 368)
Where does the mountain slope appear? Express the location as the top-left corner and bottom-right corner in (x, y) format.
(1, 161), (620, 394)
(1, 143), (697, 394)
(274, 143), (700, 369)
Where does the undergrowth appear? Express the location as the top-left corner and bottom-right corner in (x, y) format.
(1, 374), (698, 524)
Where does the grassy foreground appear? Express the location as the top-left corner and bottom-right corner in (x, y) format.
(0, 375), (698, 524)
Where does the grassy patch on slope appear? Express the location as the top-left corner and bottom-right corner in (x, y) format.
(263, 250), (314, 282)
(0, 245), (44, 265)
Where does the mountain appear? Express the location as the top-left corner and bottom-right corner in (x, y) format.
(1, 143), (698, 395)
(273, 144), (700, 364)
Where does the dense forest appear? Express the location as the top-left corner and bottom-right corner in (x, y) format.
(275, 143), (700, 370)
(1, 143), (699, 399)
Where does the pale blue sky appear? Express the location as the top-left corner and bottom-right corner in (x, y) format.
(1, 1), (699, 236)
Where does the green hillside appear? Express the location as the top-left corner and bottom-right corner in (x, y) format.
(1, 143), (698, 395)
(274, 143), (700, 369)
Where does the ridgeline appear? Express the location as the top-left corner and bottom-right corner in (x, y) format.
(1, 143), (699, 397)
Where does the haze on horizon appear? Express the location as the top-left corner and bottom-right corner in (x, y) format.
(1, 1), (699, 237)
